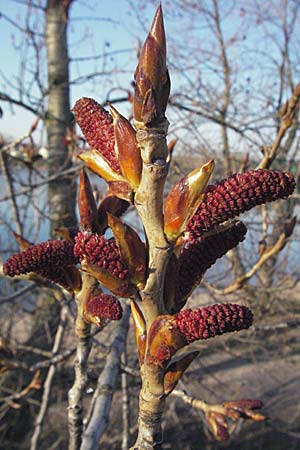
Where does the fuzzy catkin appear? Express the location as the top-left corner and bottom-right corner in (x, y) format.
(73, 97), (121, 173)
(3, 240), (77, 277)
(187, 169), (295, 239)
(175, 221), (247, 305)
(86, 294), (123, 321)
(175, 303), (253, 342)
(74, 231), (129, 280)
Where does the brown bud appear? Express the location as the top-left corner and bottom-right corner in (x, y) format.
(12, 232), (33, 250)
(131, 300), (147, 365)
(78, 169), (98, 232)
(164, 160), (214, 242)
(108, 213), (147, 288)
(146, 315), (186, 367)
(110, 105), (142, 189)
(97, 196), (130, 235)
(163, 351), (199, 395)
(108, 180), (134, 203)
(133, 5), (170, 126)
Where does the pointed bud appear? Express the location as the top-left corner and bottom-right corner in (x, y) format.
(110, 105), (142, 189)
(73, 97), (120, 173)
(206, 411), (229, 441)
(131, 300), (147, 364)
(74, 231), (135, 297)
(78, 169), (98, 232)
(83, 293), (123, 326)
(54, 227), (79, 244)
(12, 232), (33, 250)
(164, 253), (179, 314)
(223, 399), (265, 421)
(133, 4), (170, 126)
(164, 160), (214, 242)
(108, 213), (146, 288)
(38, 265), (82, 293)
(174, 221), (247, 311)
(187, 169), (295, 239)
(163, 351), (199, 395)
(97, 196), (130, 234)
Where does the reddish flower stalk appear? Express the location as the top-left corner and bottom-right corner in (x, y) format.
(172, 221), (247, 309)
(84, 293), (123, 324)
(73, 97), (120, 173)
(74, 231), (129, 280)
(187, 169), (295, 239)
(175, 303), (253, 343)
(3, 240), (77, 277)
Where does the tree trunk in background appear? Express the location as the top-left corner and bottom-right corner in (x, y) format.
(45, 0), (77, 235)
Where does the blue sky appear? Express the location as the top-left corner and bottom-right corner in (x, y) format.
(0, 0), (160, 141)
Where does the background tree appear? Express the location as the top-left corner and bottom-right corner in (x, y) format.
(0, 2), (299, 450)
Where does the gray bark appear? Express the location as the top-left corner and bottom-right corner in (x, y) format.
(45, 0), (77, 234)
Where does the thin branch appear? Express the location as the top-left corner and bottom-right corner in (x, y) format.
(204, 225), (295, 295)
(121, 349), (130, 450)
(30, 304), (69, 450)
(80, 305), (130, 450)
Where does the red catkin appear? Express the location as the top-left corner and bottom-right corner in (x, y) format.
(175, 303), (253, 343)
(175, 221), (247, 305)
(74, 231), (129, 280)
(187, 169), (295, 239)
(86, 294), (123, 321)
(3, 240), (77, 277)
(73, 97), (121, 173)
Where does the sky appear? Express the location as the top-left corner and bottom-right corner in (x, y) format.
(0, 0), (160, 142)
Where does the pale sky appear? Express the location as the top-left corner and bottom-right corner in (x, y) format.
(0, 0), (159, 142)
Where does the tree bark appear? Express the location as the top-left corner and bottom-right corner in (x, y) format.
(45, 0), (77, 234)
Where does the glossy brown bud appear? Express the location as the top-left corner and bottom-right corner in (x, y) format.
(133, 5), (170, 126)
(97, 196), (130, 235)
(110, 105), (142, 189)
(108, 213), (147, 288)
(163, 351), (199, 395)
(78, 169), (98, 232)
(131, 300), (147, 365)
(164, 160), (214, 242)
